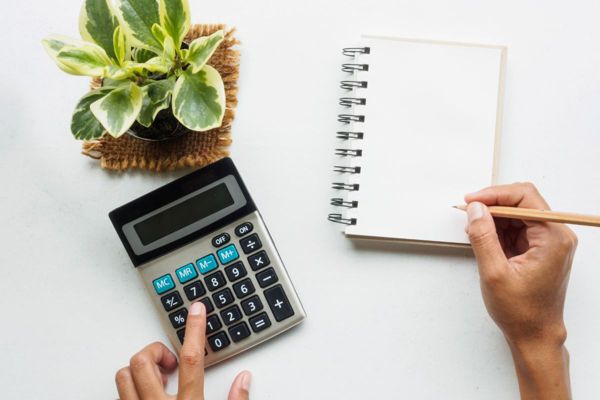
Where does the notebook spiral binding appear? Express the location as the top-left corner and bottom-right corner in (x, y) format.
(329, 46), (370, 226)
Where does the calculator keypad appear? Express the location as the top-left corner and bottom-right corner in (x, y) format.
(147, 217), (304, 366)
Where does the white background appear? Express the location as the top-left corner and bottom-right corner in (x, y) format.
(1, 0), (600, 398)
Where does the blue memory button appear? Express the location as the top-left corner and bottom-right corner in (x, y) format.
(196, 254), (218, 274)
(217, 244), (239, 265)
(153, 274), (175, 294)
(175, 263), (198, 284)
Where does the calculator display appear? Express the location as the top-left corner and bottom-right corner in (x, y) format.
(135, 183), (234, 245)
(119, 174), (248, 257)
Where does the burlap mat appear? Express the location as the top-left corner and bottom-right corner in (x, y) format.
(82, 24), (239, 171)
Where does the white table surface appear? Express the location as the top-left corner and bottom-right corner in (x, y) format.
(2, 0), (600, 398)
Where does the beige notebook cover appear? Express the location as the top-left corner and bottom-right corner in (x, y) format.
(331, 35), (507, 247)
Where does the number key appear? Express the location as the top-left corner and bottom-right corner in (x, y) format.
(199, 297), (214, 314)
(208, 331), (230, 352)
(233, 278), (255, 299)
(206, 314), (222, 335)
(184, 281), (206, 301)
(220, 305), (243, 326)
(212, 288), (234, 308)
(224, 261), (247, 282)
(204, 271), (226, 291)
(241, 295), (263, 316)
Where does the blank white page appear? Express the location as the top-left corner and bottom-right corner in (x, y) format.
(344, 36), (506, 246)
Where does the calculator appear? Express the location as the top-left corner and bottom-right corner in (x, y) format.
(109, 158), (306, 366)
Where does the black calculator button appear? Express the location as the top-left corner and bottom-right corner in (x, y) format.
(229, 322), (251, 343)
(249, 312), (272, 333)
(256, 267), (279, 288)
(248, 250), (270, 271)
(183, 281), (206, 301)
(204, 271), (226, 291)
(234, 222), (253, 237)
(212, 288), (234, 308)
(241, 295), (264, 316)
(206, 314), (222, 335)
(220, 305), (243, 326)
(199, 297), (214, 314)
(177, 328), (186, 344)
(239, 234), (262, 254)
(211, 232), (230, 248)
(161, 291), (183, 312)
(264, 285), (295, 322)
(233, 278), (255, 299)
(224, 261), (247, 282)
(208, 331), (230, 352)
(168, 308), (188, 329)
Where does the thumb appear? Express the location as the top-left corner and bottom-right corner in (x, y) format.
(227, 371), (251, 400)
(466, 202), (508, 277)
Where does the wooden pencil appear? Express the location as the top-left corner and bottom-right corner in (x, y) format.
(453, 205), (600, 227)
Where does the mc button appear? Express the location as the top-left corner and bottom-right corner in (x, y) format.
(152, 274), (175, 295)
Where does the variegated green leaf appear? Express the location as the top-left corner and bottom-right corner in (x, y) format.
(55, 42), (113, 77)
(172, 65), (225, 131)
(186, 30), (224, 73)
(90, 83), (143, 137)
(162, 35), (176, 61)
(79, 0), (120, 60)
(42, 35), (85, 75)
(71, 87), (114, 140)
(159, 0), (190, 47)
(132, 47), (155, 63)
(137, 77), (175, 127)
(151, 23), (167, 44)
(124, 56), (170, 74)
(112, 25), (127, 64)
(105, 64), (133, 79)
(114, 0), (162, 53)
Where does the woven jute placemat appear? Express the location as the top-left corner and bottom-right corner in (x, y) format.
(82, 24), (239, 172)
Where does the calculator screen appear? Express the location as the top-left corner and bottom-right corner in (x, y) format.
(119, 174), (248, 257)
(134, 183), (234, 246)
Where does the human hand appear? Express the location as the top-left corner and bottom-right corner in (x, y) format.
(464, 183), (576, 400)
(115, 302), (251, 400)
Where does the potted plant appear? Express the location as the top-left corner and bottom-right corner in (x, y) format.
(43, 0), (226, 141)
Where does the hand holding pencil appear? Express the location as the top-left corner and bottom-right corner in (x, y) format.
(462, 183), (575, 400)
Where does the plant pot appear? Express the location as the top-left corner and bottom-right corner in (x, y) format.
(127, 108), (187, 142)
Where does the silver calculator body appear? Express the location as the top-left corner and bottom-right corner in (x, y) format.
(109, 158), (306, 367)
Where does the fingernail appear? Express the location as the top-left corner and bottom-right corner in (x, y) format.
(240, 371), (252, 391)
(189, 301), (204, 316)
(467, 202), (485, 223)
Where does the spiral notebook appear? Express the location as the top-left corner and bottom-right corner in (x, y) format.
(329, 35), (507, 247)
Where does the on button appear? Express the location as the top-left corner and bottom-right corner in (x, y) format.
(234, 222), (253, 237)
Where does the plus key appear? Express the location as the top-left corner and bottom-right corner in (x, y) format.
(263, 284), (294, 322)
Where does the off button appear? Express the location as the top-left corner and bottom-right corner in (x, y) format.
(211, 232), (231, 247)
(234, 222), (253, 237)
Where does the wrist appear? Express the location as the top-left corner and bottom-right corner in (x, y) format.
(506, 336), (571, 400)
